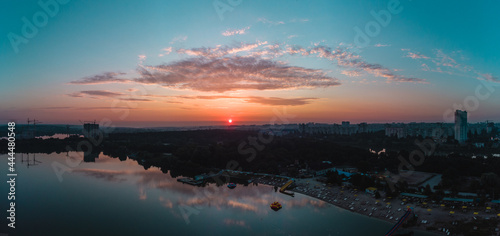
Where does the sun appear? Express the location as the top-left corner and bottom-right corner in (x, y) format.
(228, 119), (232, 124)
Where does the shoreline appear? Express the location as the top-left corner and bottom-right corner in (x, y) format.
(251, 176), (500, 236)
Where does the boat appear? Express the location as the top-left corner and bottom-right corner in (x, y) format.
(227, 183), (236, 189)
(270, 201), (282, 211)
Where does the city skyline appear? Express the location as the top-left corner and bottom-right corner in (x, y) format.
(1, 0), (500, 127)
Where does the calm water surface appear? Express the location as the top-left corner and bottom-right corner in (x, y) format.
(0, 153), (439, 236)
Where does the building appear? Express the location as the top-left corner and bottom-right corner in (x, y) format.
(487, 122), (494, 133)
(83, 122), (100, 138)
(454, 110), (468, 143)
(358, 122), (368, 133)
(385, 126), (406, 138)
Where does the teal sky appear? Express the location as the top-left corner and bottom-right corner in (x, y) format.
(1, 0), (499, 126)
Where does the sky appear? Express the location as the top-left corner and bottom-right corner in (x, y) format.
(1, 0), (499, 127)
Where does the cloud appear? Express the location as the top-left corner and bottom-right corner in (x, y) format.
(80, 90), (124, 97)
(341, 70), (362, 77)
(80, 106), (139, 110)
(159, 47), (172, 57)
(477, 73), (499, 82)
(38, 106), (72, 110)
(120, 98), (152, 102)
(74, 41), (425, 96)
(288, 35), (298, 39)
(309, 46), (426, 83)
(404, 51), (430, 59)
(67, 90), (156, 102)
(176, 41), (267, 58)
(222, 26), (250, 36)
(39, 106), (137, 110)
(244, 96), (317, 106)
(404, 48), (497, 81)
(177, 95), (317, 106)
(374, 44), (390, 47)
(69, 72), (130, 85)
(170, 35), (187, 44)
(258, 17), (285, 26)
(134, 55), (340, 92)
(177, 95), (236, 100)
(66, 90), (125, 99)
(138, 54), (147, 65)
(67, 93), (83, 98)
(421, 63), (430, 71)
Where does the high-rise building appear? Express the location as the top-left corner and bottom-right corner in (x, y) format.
(454, 110), (468, 143)
(83, 122), (100, 138)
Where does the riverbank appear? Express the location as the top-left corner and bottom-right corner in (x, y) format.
(251, 176), (500, 236)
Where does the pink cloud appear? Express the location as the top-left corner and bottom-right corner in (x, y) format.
(222, 26), (250, 36)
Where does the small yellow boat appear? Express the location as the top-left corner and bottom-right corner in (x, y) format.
(270, 201), (282, 211)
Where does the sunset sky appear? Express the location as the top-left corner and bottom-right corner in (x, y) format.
(1, 0), (499, 127)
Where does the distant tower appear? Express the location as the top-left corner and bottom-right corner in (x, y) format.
(83, 120), (99, 139)
(342, 121), (350, 135)
(454, 110), (468, 143)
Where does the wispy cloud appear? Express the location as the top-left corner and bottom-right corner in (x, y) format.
(257, 17), (285, 26)
(222, 26), (250, 36)
(39, 106), (137, 110)
(170, 35), (187, 44)
(69, 72), (130, 85)
(244, 96), (317, 106)
(176, 41), (267, 58)
(341, 70), (362, 77)
(405, 51), (430, 59)
(78, 106), (139, 110)
(404, 48), (498, 82)
(38, 106), (72, 110)
(177, 95), (317, 106)
(67, 90), (125, 98)
(309, 46), (426, 83)
(421, 63), (430, 71)
(374, 44), (390, 47)
(159, 47), (173, 57)
(477, 73), (499, 82)
(79, 90), (124, 97)
(119, 98), (152, 102)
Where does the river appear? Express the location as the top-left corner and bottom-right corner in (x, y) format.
(0, 152), (439, 236)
